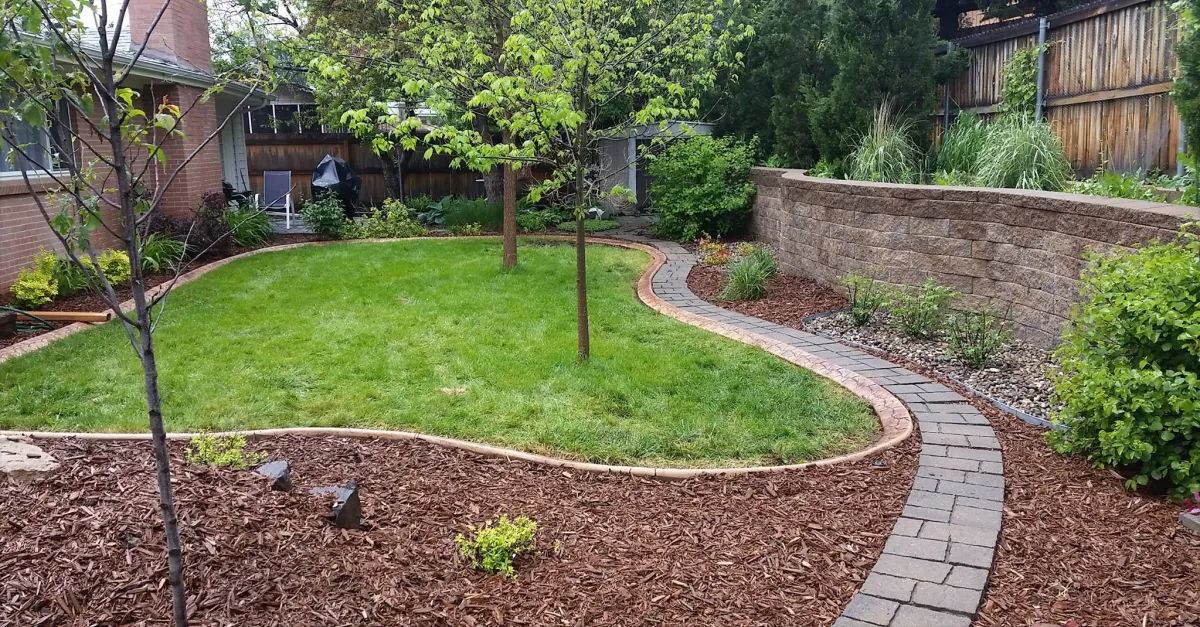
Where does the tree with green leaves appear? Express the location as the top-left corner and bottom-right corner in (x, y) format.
(1, 2), (269, 624)
(334, 0), (749, 360)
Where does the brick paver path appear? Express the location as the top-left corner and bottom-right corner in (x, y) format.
(615, 231), (1003, 627)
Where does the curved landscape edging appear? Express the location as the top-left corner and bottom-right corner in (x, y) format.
(0, 235), (911, 478)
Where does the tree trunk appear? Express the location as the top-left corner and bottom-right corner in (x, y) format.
(575, 213), (590, 361)
(502, 126), (518, 268)
(475, 116), (502, 203)
(379, 147), (405, 201)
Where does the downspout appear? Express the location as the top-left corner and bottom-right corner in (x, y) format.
(943, 43), (954, 136)
(1035, 17), (1049, 121)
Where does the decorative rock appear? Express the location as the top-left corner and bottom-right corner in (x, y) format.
(311, 480), (361, 529)
(255, 460), (292, 491)
(0, 312), (15, 340)
(1181, 511), (1200, 536)
(0, 436), (59, 482)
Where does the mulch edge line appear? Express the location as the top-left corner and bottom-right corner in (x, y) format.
(0, 235), (913, 479)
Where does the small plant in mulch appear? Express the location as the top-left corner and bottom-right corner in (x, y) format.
(696, 238), (733, 266)
(455, 515), (538, 579)
(721, 246), (777, 301)
(839, 269), (888, 326)
(186, 433), (266, 470)
(946, 306), (1011, 370)
(448, 222), (483, 236)
(888, 278), (959, 340)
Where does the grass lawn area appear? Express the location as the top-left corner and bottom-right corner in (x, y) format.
(0, 239), (877, 467)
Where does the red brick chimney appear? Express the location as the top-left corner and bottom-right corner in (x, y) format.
(126, 0), (213, 73)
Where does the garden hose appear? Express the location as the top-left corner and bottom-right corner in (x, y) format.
(0, 305), (55, 333)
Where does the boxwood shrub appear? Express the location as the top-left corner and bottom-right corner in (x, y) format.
(1049, 223), (1200, 498)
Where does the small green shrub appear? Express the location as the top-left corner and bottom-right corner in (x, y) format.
(999, 45), (1042, 116)
(455, 515), (538, 578)
(839, 270), (888, 326)
(430, 196), (503, 229)
(10, 249), (59, 308)
(448, 222), (483, 236)
(849, 99), (921, 184)
(889, 278), (960, 339)
(555, 219), (620, 233)
(946, 306), (1011, 369)
(762, 154), (788, 168)
(140, 233), (186, 273)
(407, 194), (435, 214)
(343, 200), (430, 239)
(53, 255), (91, 296)
(96, 249), (131, 286)
(720, 250), (774, 301)
(936, 112), (992, 176)
(185, 433), (266, 469)
(648, 135), (757, 241)
(1049, 223), (1200, 498)
(224, 200), (273, 247)
(517, 209), (565, 232)
(976, 115), (1073, 191)
(1072, 168), (1164, 201)
(300, 193), (346, 238)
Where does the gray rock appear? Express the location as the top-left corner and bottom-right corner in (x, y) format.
(0, 436), (59, 483)
(255, 460), (292, 491)
(1181, 511), (1200, 536)
(311, 480), (360, 529)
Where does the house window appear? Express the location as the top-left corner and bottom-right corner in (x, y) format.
(0, 100), (73, 178)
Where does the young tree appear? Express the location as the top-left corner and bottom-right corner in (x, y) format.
(339, 0), (749, 359)
(1, 1), (266, 624)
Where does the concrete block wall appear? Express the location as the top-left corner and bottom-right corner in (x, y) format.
(750, 168), (1195, 347)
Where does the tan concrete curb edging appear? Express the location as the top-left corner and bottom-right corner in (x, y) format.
(0, 236), (912, 479)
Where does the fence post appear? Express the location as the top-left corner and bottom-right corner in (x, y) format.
(1035, 17), (1049, 121)
(944, 43), (954, 136)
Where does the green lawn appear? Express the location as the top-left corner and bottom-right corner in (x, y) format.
(0, 239), (877, 467)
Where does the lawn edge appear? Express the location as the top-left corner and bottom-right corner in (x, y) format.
(0, 235), (913, 478)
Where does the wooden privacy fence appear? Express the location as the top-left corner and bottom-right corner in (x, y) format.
(938, 0), (1184, 175)
(246, 133), (488, 206)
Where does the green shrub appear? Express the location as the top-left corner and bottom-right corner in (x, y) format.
(839, 269), (888, 326)
(976, 115), (1073, 191)
(936, 112), (992, 176)
(96, 249), (131, 286)
(343, 200), (429, 239)
(53, 255), (91, 296)
(448, 222), (483, 236)
(406, 194), (435, 214)
(999, 45), (1042, 116)
(455, 515), (538, 578)
(889, 278), (959, 339)
(555, 219), (620, 233)
(10, 249), (59, 308)
(1049, 223), (1200, 498)
(720, 252), (773, 301)
(517, 209), (565, 232)
(300, 193), (346, 238)
(946, 306), (1011, 369)
(807, 159), (841, 179)
(224, 200), (273, 247)
(648, 135), (757, 241)
(430, 196), (503, 229)
(185, 433), (266, 469)
(849, 99), (921, 184)
(1072, 168), (1164, 201)
(140, 233), (186, 273)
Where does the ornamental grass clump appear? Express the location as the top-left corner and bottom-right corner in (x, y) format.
(935, 112), (992, 179)
(849, 98), (921, 184)
(976, 115), (1073, 191)
(721, 246), (776, 301)
(946, 306), (1011, 369)
(455, 515), (538, 579)
(888, 278), (959, 340)
(1049, 223), (1200, 498)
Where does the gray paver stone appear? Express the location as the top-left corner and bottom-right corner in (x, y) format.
(883, 535), (948, 561)
(948, 543), (995, 568)
(891, 605), (972, 627)
(872, 555), (952, 583)
(945, 447), (1002, 462)
(903, 505), (952, 523)
(912, 582), (984, 614)
(1182, 512), (1200, 535)
(892, 517), (923, 537)
(937, 481), (1004, 502)
(946, 565), (990, 590)
(950, 506), (1002, 530)
(860, 573), (917, 602)
(842, 595), (898, 625)
(907, 490), (956, 510)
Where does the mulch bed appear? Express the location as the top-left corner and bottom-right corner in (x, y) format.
(1, 435), (918, 626)
(687, 265), (848, 326)
(687, 279), (1199, 626)
(0, 234), (324, 352)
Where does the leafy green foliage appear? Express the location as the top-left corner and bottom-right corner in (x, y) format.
(140, 233), (186, 273)
(224, 201), (273, 248)
(455, 515), (538, 579)
(429, 197), (503, 230)
(1049, 223), (1200, 498)
(976, 115), (1073, 191)
(1173, 0), (1200, 161)
(889, 278), (959, 339)
(300, 194), (347, 238)
(936, 112), (992, 177)
(1072, 169), (1165, 201)
(721, 246), (775, 301)
(53, 254), (92, 297)
(193, 192), (234, 258)
(649, 136), (757, 241)
(406, 194), (435, 214)
(840, 269), (888, 326)
(517, 209), (566, 232)
(807, 159), (841, 179)
(555, 219), (620, 233)
(185, 433), (266, 470)
(849, 99), (921, 184)
(946, 306), (1011, 369)
(10, 249), (60, 309)
(448, 223), (484, 236)
(95, 250), (131, 286)
(999, 46), (1043, 116)
(342, 200), (430, 239)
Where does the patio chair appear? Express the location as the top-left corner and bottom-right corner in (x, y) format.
(262, 170), (294, 229)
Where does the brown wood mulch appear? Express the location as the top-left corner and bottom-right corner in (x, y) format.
(1, 435), (918, 626)
(687, 276), (1199, 626)
(0, 234), (324, 352)
(687, 265), (847, 327)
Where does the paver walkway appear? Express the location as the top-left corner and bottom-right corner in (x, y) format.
(615, 229), (1004, 627)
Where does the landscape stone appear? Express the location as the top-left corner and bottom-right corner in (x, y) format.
(0, 436), (59, 482)
(255, 460), (292, 491)
(1181, 511), (1200, 536)
(311, 480), (361, 529)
